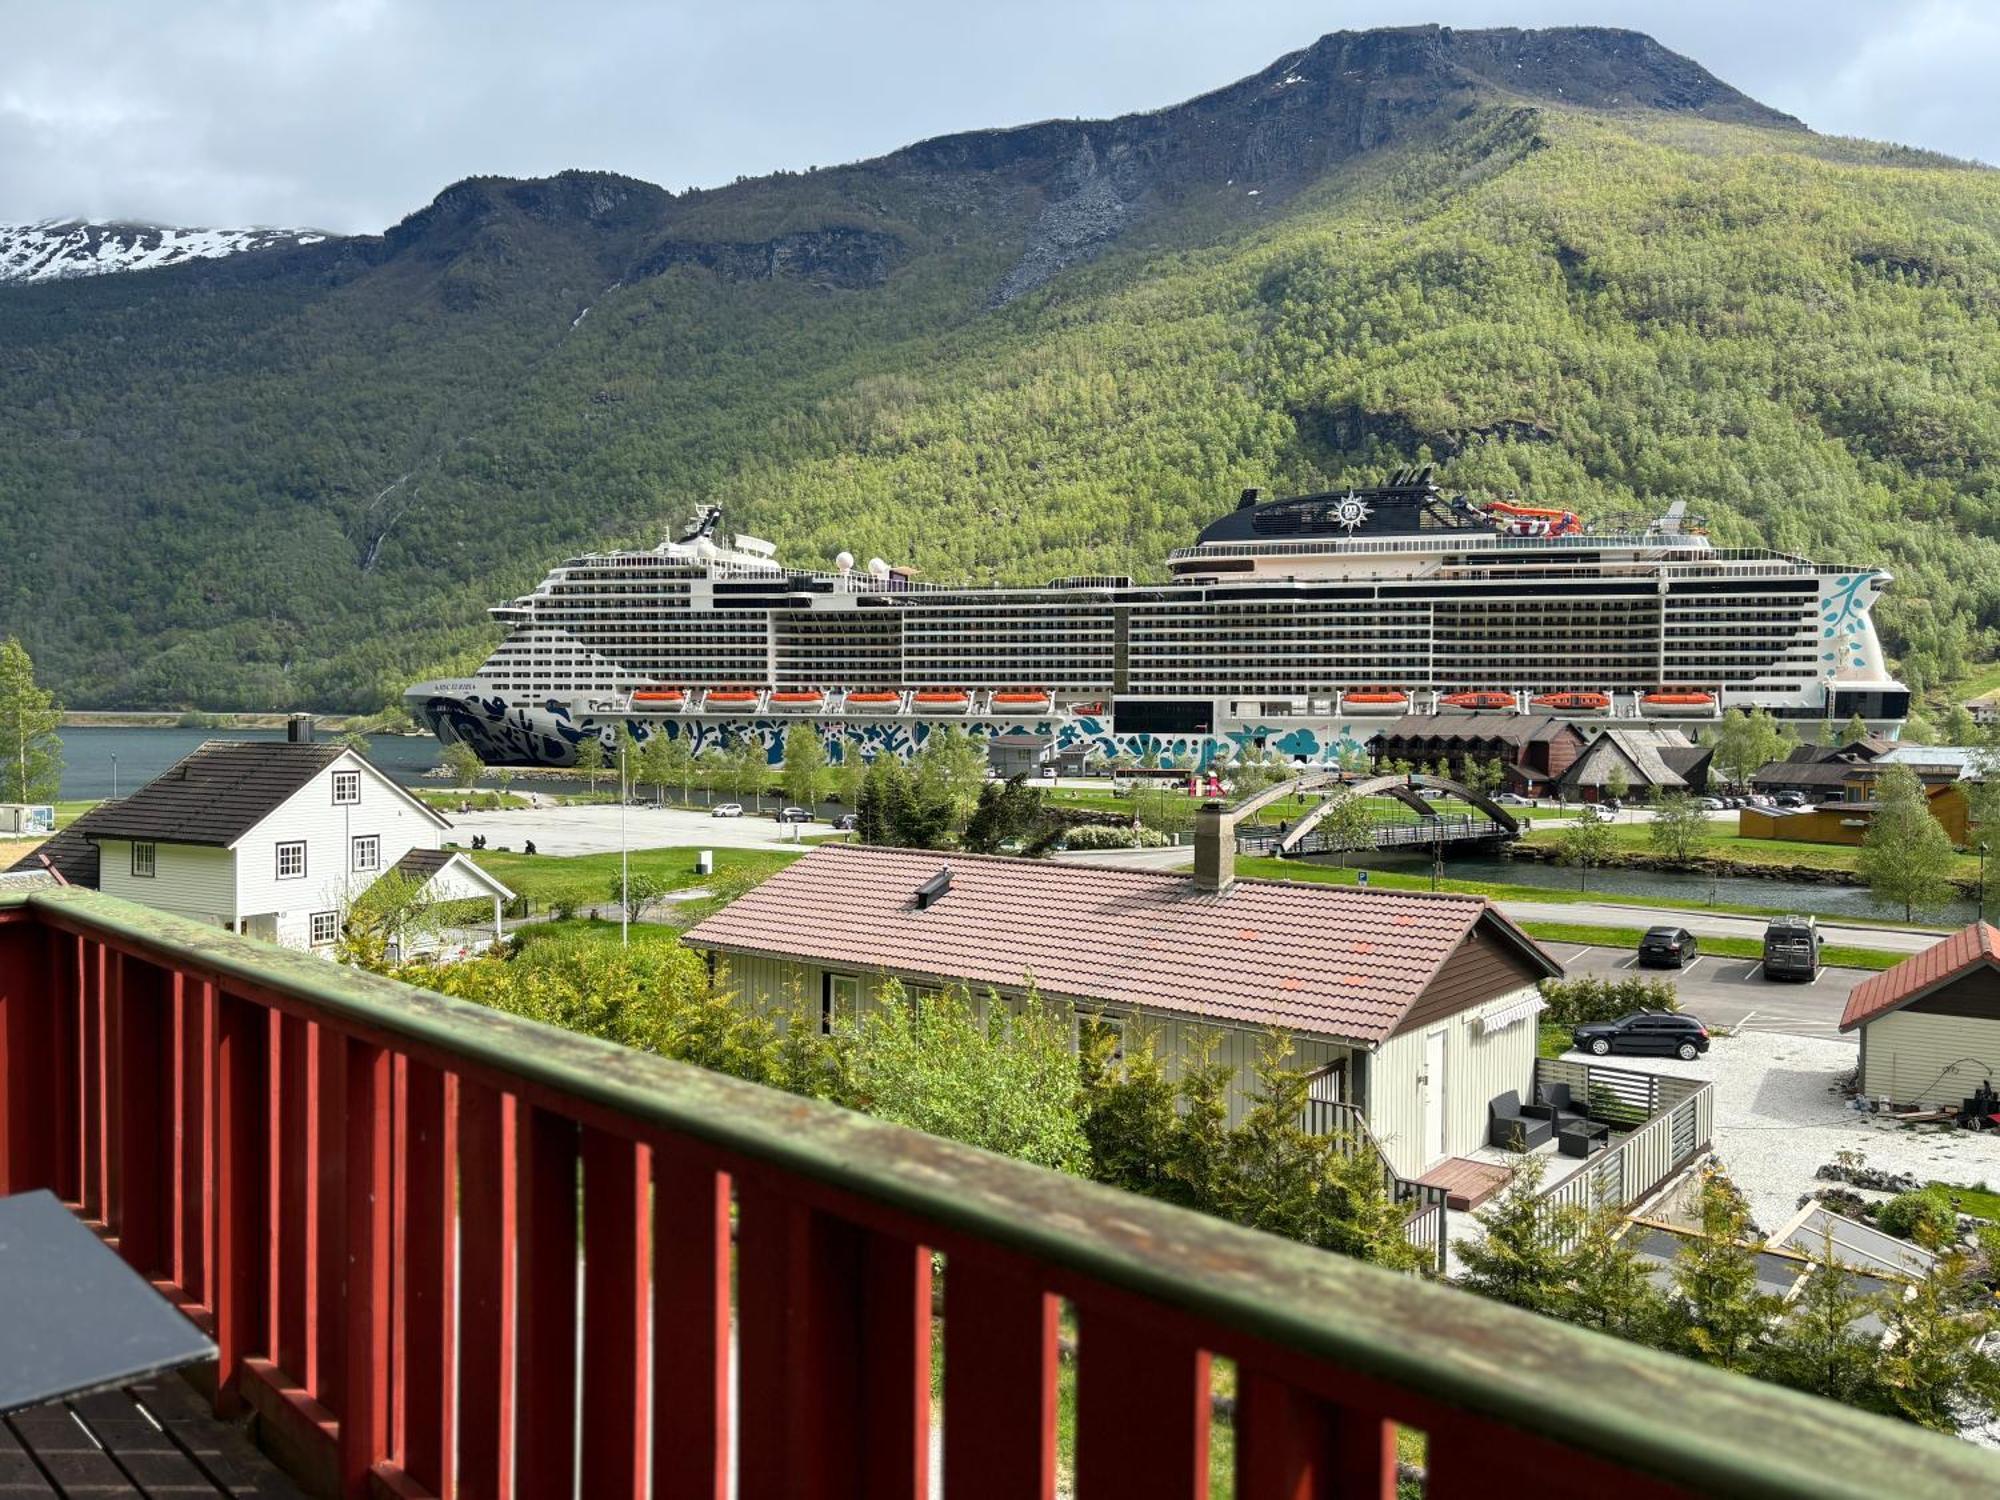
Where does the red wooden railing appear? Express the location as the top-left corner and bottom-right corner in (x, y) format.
(1, 888), (1995, 1500)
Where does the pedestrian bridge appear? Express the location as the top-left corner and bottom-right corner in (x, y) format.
(1230, 772), (1522, 858)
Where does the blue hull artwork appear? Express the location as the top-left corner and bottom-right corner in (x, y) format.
(413, 693), (1370, 771)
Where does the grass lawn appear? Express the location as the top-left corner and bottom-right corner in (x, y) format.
(1933, 1181), (2000, 1220)
(468, 844), (802, 906)
(1522, 821), (1984, 882)
(1538, 1021), (1573, 1059)
(418, 789), (532, 812)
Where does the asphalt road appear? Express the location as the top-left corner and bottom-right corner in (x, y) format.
(1542, 940), (1864, 1041)
(1493, 899), (1947, 955)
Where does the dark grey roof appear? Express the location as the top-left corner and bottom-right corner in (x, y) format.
(80, 741), (348, 848)
(391, 847), (454, 881)
(1751, 761), (1856, 788)
(1658, 744), (1714, 776)
(1370, 713), (1582, 747)
(5, 800), (120, 887)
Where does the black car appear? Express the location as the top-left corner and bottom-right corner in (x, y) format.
(1570, 1010), (1710, 1061)
(1638, 925), (1698, 968)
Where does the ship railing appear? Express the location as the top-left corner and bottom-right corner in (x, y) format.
(4, 889), (1993, 1500)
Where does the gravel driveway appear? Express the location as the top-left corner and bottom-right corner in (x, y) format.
(1563, 1034), (2000, 1234)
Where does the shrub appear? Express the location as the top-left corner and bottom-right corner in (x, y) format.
(1537, 975), (1679, 1027)
(548, 887), (588, 922)
(1059, 822), (1171, 849)
(1878, 1185), (1959, 1243)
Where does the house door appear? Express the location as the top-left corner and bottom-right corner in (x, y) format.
(1420, 1027), (1448, 1164)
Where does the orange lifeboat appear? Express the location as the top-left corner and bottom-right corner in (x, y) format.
(768, 691), (824, 708)
(1642, 690), (1717, 714)
(845, 691), (903, 707)
(991, 690), (1052, 712)
(1483, 500), (1584, 538)
(1342, 689), (1409, 714)
(1440, 691), (1516, 713)
(705, 690), (761, 705)
(913, 691), (971, 710)
(630, 689), (684, 704)
(1532, 691), (1611, 714)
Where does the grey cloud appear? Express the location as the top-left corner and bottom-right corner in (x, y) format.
(1, 0), (1992, 233)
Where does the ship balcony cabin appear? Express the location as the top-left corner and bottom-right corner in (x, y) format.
(0, 887), (1992, 1500)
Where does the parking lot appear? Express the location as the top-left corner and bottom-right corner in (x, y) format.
(1545, 941), (1866, 1041)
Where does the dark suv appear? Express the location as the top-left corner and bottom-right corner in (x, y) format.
(1638, 925), (1698, 968)
(1571, 1011), (1710, 1060)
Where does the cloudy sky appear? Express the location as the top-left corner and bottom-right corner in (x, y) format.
(4, 1), (1995, 233)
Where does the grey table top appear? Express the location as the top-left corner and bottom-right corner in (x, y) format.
(0, 1188), (216, 1416)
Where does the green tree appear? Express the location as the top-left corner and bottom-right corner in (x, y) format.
(1557, 806), (1615, 890)
(1603, 761), (1632, 804)
(1078, 1022), (1179, 1198)
(1713, 708), (1795, 790)
(1877, 1227), (2000, 1432)
(1316, 794), (1374, 868)
(851, 982), (1088, 1174)
(441, 740), (484, 791)
(336, 870), (449, 966)
(856, 757), (909, 844)
(574, 734), (608, 796)
(1859, 763), (1958, 919)
(1648, 791), (1712, 866)
(723, 736), (771, 806)
(1759, 1236), (1889, 1411)
(1557, 1205), (1669, 1342)
(1670, 1168), (1781, 1374)
(781, 723), (830, 810)
(1454, 1153), (1581, 1315)
(614, 724), (641, 797)
(0, 639), (61, 804)
(1839, 712), (1870, 746)
(606, 871), (671, 923)
(963, 774), (1051, 854)
(912, 726), (988, 827)
(830, 753), (867, 811)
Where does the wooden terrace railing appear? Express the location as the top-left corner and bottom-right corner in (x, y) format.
(0, 888), (1993, 1500)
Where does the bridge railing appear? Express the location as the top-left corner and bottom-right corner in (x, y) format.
(0, 888), (1991, 1500)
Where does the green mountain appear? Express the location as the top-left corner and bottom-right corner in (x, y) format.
(3, 24), (1996, 711)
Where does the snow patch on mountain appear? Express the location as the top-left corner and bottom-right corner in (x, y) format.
(0, 220), (330, 284)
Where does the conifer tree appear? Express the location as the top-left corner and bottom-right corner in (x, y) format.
(1670, 1168), (1780, 1373)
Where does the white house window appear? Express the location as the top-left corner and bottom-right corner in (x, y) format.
(130, 842), (156, 878)
(332, 770), (361, 805)
(276, 841), (306, 879)
(309, 911), (340, 947)
(1079, 1011), (1127, 1064)
(352, 835), (381, 873)
(822, 972), (859, 1036)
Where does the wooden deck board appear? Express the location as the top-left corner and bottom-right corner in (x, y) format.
(1417, 1156), (1515, 1211)
(3, 1384), (302, 1500)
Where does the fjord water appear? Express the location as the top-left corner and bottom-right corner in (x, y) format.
(56, 727), (441, 799)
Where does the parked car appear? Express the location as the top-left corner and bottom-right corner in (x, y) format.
(1699, 797), (1727, 812)
(1774, 790), (1809, 809)
(1494, 792), (1533, 806)
(1638, 925), (1699, 968)
(711, 803), (744, 818)
(1763, 915), (1822, 981)
(1598, 798), (1622, 814)
(832, 813), (857, 832)
(1571, 1011), (1710, 1060)
(777, 806), (812, 823)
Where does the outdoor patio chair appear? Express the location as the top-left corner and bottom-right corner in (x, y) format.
(1487, 1090), (1553, 1152)
(1525, 1081), (1590, 1134)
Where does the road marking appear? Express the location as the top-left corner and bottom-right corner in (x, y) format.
(1617, 954), (1641, 970)
(1810, 966), (1824, 986)
(1682, 956), (1705, 974)
(1746, 961), (1764, 981)
(1734, 1009), (1758, 1032)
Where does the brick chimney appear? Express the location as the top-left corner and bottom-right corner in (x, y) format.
(1192, 800), (1235, 894)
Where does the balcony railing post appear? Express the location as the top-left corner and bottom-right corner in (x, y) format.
(315, 1026), (349, 1405)
(515, 1105), (579, 1498)
(652, 1152), (730, 1500)
(0, 914), (55, 1197)
(1075, 1304), (1210, 1500)
(859, 1232), (932, 1500)
(581, 1127), (650, 1500)
(943, 1256), (1059, 1500)
(114, 953), (171, 1276)
(213, 990), (271, 1418)
(52, 928), (84, 1206)
(275, 1016), (319, 1389)
(174, 974), (217, 1308)
(457, 1081), (518, 1500)
(82, 940), (108, 1223)
(338, 1037), (394, 1500)
(1236, 1373), (1397, 1500)
(401, 1059), (457, 1496)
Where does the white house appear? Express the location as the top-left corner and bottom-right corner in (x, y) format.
(31, 740), (513, 955)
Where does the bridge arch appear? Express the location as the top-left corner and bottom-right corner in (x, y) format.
(1262, 773), (1520, 856)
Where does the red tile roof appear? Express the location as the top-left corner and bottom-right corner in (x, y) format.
(683, 845), (1558, 1044)
(1840, 922), (2000, 1032)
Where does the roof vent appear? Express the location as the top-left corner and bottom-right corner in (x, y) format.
(914, 866), (952, 910)
(1237, 487), (1263, 510)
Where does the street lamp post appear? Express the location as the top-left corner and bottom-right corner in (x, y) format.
(111, 753), (118, 801)
(620, 739), (629, 949)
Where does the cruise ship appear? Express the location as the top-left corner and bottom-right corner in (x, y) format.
(405, 470), (1908, 769)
